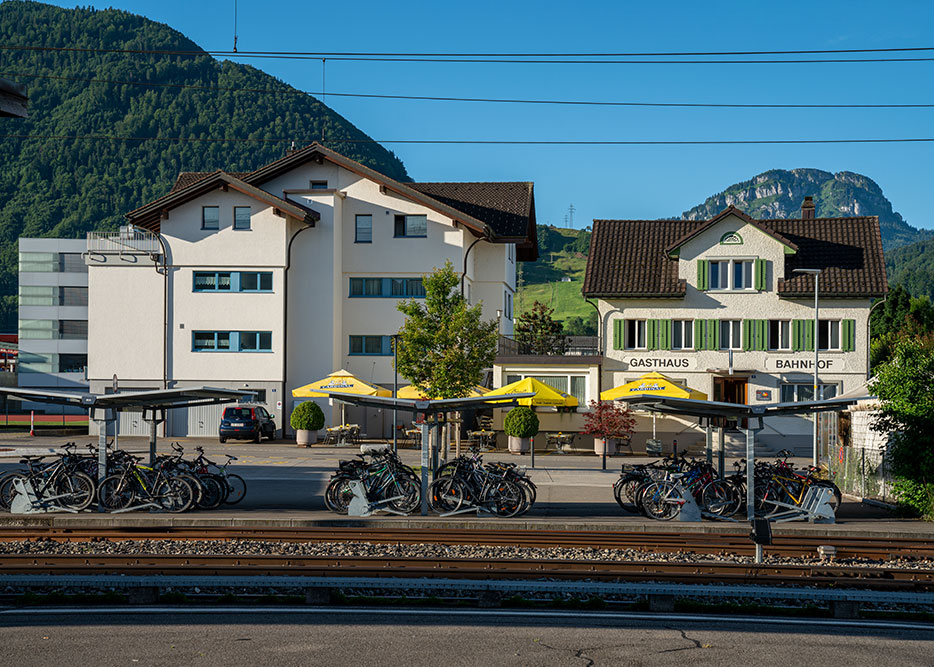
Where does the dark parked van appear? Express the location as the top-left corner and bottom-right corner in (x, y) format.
(219, 404), (276, 443)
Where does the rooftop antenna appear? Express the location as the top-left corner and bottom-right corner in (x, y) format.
(232, 0), (238, 52)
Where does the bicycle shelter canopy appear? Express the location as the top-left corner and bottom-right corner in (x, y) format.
(0, 386), (255, 503)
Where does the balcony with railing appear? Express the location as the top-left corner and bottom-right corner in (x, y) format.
(495, 335), (602, 364)
(87, 225), (161, 254)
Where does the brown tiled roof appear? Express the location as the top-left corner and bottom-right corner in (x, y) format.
(172, 172), (250, 192)
(664, 205), (798, 255)
(409, 182), (533, 238)
(583, 212), (887, 298)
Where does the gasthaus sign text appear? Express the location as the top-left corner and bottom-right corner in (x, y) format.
(626, 357), (696, 370)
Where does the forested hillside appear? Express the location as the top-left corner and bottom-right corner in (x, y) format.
(0, 1), (408, 329)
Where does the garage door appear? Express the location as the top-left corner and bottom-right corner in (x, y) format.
(188, 403), (225, 437)
(118, 410), (151, 436)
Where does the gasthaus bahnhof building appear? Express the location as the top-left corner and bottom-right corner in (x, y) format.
(83, 143), (536, 438)
(580, 198), (887, 454)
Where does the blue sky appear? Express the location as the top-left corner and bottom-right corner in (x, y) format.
(29, 0), (934, 229)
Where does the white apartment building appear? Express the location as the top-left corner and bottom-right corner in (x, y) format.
(86, 143), (537, 437)
(17, 238), (89, 412)
(580, 199), (887, 454)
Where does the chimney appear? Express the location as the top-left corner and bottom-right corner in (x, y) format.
(801, 196), (815, 220)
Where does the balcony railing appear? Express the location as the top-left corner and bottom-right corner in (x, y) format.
(497, 335), (600, 358)
(87, 226), (161, 254)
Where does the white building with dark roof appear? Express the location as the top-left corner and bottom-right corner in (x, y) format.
(86, 143), (536, 437)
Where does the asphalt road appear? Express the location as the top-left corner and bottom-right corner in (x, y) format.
(0, 607), (932, 666)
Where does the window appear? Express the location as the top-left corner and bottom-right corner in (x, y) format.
(719, 320), (742, 350)
(18, 252), (55, 272)
(769, 320), (791, 350)
(59, 286), (88, 306)
(240, 272), (273, 292)
(708, 259), (755, 290)
(780, 383), (838, 403)
(503, 291), (513, 319)
(310, 180), (328, 190)
(349, 335), (390, 355)
(350, 277), (425, 298)
(508, 244), (515, 263)
(671, 320), (693, 350)
(709, 261), (729, 290)
(18, 286), (56, 306)
(19, 319), (54, 340)
(193, 271), (271, 292)
(818, 320), (841, 351)
(239, 331), (272, 351)
(192, 331), (231, 351)
(233, 207), (251, 230)
(58, 354), (87, 374)
(59, 253), (87, 273)
(355, 215), (372, 243)
(202, 206), (219, 230)
(394, 214), (428, 238)
(18, 351), (55, 373)
(59, 320), (87, 340)
(733, 260), (754, 289)
(625, 320), (646, 349)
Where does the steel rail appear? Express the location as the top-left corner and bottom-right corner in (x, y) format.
(1, 526), (933, 560)
(0, 554), (932, 591)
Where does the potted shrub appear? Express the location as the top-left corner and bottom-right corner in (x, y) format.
(290, 401), (325, 447)
(503, 406), (539, 454)
(582, 400), (636, 456)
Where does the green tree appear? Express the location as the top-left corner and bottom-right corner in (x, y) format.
(395, 260), (498, 399)
(563, 312), (598, 337)
(870, 285), (934, 368)
(869, 336), (934, 518)
(515, 301), (567, 355)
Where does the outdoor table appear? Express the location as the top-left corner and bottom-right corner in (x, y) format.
(468, 430), (496, 450)
(546, 432), (575, 454)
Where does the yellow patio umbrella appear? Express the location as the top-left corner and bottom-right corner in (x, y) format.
(600, 372), (707, 402)
(600, 372), (707, 440)
(292, 369), (392, 425)
(485, 377), (579, 408)
(396, 384), (489, 400)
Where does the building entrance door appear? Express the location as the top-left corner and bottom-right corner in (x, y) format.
(714, 377), (748, 405)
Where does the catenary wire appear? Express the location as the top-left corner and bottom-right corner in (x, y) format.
(3, 70), (933, 109)
(2, 133), (934, 145)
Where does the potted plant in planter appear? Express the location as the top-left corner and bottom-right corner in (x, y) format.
(290, 401), (325, 447)
(503, 406), (539, 454)
(582, 400), (636, 456)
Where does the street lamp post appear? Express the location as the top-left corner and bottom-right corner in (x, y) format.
(794, 268), (822, 467)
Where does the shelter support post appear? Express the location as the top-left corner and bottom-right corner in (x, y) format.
(92, 407), (115, 512)
(705, 421), (712, 465)
(745, 427), (755, 521)
(420, 422), (429, 516)
(142, 408), (166, 466)
(454, 411), (461, 459)
(717, 426), (725, 478)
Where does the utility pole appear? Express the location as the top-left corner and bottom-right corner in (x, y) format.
(568, 203), (575, 229)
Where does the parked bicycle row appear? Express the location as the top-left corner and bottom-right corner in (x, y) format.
(325, 445), (536, 517)
(0, 442), (246, 514)
(614, 449), (842, 521)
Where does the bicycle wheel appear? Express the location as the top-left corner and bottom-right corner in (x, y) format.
(489, 479), (524, 518)
(813, 481), (843, 512)
(641, 481), (680, 521)
(613, 474), (642, 513)
(386, 477), (420, 514)
(325, 477), (353, 514)
(55, 471), (95, 511)
(223, 474), (247, 505)
(155, 477), (194, 513)
(516, 478), (536, 515)
(195, 474), (226, 510)
(97, 474), (136, 511)
(700, 480), (736, 517)
(428, 476), (463, 513)
(0, 473), (26, 511)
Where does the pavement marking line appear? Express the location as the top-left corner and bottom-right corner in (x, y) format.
(1, 607), (932, 632)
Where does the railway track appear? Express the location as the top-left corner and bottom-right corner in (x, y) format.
(0, 554), (932, 591)
(1, 525), (933, 561)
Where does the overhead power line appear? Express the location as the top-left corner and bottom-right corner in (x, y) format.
(4, 70), (934, 110)
(2, 133), (934, 146)
(2, 44), (934, 64)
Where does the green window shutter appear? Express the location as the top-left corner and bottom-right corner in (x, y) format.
(694, 319), (704, 350)
(613, 319), (623, 350)
(697, 260), (708, 291)
(754, 259), (766, 290)
(804, 320), (815, 351)
(758, 319), (768, 351)
(843, 318), (856, 351)
(792, 320), (801, 351)
(647, 319), (657, 351)
(743, 319), (752, 351)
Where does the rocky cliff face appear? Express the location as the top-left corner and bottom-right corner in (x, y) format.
(682, 169), (928, 249)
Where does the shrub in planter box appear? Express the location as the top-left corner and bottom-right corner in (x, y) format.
(582, 400), (636, 456)
(504, 406), (539, 454)
(290, 401), (325, 446)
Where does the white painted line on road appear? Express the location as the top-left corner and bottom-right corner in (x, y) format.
(2, 607), (932, 632)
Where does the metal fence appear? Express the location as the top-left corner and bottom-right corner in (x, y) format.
(826, 444), (895, 504)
